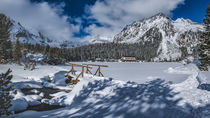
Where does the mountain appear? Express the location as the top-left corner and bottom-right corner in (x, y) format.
(1, 13), (205, 62)
(1, 13), (80, 48)
(113, 13), (204, 61)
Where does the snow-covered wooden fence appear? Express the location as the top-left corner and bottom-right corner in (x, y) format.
(83, 64), (108, 77)
(65, 63), (108, 84)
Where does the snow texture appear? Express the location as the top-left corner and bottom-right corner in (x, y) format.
(1, 62), (209, 118)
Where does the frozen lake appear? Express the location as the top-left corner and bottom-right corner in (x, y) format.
(1, 62), (209, 84)
(72, 62), (194, 84)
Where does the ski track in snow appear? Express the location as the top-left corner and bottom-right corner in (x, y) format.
(0, 62), (210, 118)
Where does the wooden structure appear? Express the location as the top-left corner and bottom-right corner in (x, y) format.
(66, 63), (92, 84)
(66, 63), (108, 85)
(83, 64), (108, 77)
(121, 57), (137, 62)
(69, 63), (92, 77)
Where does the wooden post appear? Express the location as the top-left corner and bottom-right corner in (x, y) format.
(86, 65), (89, 73)
(82, 66), (84, 77)
(84, 64), (108, 77)
(94, 68), (99, 75)
(71, 64), (74, 74)
(67, 63), (108, 84)
(98, 66), (101, 76)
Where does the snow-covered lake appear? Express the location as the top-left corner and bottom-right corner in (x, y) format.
(73, 62), (201, 84)
(1, 62), (209, 84)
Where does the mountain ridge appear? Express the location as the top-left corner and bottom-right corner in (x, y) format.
(0, 13), (205, 61)
(113, 13), (204, 61)
(0, 13), (81, 48)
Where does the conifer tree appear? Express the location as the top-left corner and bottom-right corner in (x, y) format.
(44, 44), (50, 55)
(0, 69), (13, 116)
(13, 39), (21, 63)
(0, 14), (12, 63)
(199, 3), (210, 71)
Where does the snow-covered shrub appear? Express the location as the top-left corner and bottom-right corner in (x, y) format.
(181, 56), (195, 65)
(23, 57), (36, 71)
(42, 56), (64, 65)
(23, 53), (64, 65)
(0, 69), (13, 116)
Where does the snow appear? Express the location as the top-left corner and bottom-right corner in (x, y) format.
(0, 64), (68, 82)
(0, 63), (73, 112)
(26, 53), (44, 62)
(73, 62), (193, 84)
(7, 16), (82, 48)
(10, 97), (28, 112)
(174, 18), (204, 32)
(1, 62), (210, 117)
(114, 14), (204, 61)
(170, 64), (210, 107)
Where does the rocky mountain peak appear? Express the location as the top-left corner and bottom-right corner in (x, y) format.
(113, 13), (204, 61)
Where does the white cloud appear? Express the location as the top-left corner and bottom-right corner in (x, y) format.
(85, 0), (185, 40)
(0, 0), (79, 42)
(0, 0), (185, 43)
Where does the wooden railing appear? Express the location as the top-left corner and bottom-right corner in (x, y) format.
(66, 63), (108, 84)
(83, 64), (108, 77)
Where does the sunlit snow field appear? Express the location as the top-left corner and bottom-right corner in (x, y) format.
(73, 62), (209, 84)
(1, 62), (209, 84)
(1, 62), (210, 118)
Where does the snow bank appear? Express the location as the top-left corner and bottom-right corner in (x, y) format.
(42, 75), (107, 106)
(10, 98), (28, 112)
(169, 64), (210, 108)
(10, 90), (42, 112)
(17, 77), (195, 118)
(10, 90), (28, 112)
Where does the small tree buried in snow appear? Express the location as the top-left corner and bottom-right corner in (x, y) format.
(23, 56), (36, 71)
(0, 69), (13, 116)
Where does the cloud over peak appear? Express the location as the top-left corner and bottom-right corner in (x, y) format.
(0, 0), (185, 43)
(0, 0), (79, 42)
(85, 0), (185, 40)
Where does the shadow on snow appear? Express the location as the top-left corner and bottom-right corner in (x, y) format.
(44, 78), (207, 118)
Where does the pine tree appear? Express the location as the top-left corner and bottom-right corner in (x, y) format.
(199, 3), (210, 71)
(43, 44), (50, 54)
(0, 14), (12, 63)
(13, 39), (22, 63)
(0, 69), (13, 116)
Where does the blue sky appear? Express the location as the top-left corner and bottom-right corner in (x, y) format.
(172, 0), (209, 23)
(31, 0), (209, 23)
(0, 0), (209, 40)
(31, 0), (209, 38)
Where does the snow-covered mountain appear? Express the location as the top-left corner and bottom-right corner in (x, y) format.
(1, 14), (80, 48)
(88, 35), (112, 44)
(113, 13), (204, 61)
(2, 13), (205, 61)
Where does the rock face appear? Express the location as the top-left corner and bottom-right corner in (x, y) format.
(0, 13), (79, 48)
(113, 13), (204, 61)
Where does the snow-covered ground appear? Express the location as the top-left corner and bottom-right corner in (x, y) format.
(0, 62), (210, 118)
(73, 62), (199, 84)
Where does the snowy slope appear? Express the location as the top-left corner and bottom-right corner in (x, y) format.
(88, 36), (113, 44)
(113, 13), (204, 61)
(1, 14), (81, 48)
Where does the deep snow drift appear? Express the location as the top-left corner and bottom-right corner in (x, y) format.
(0, 62), (210, 118)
